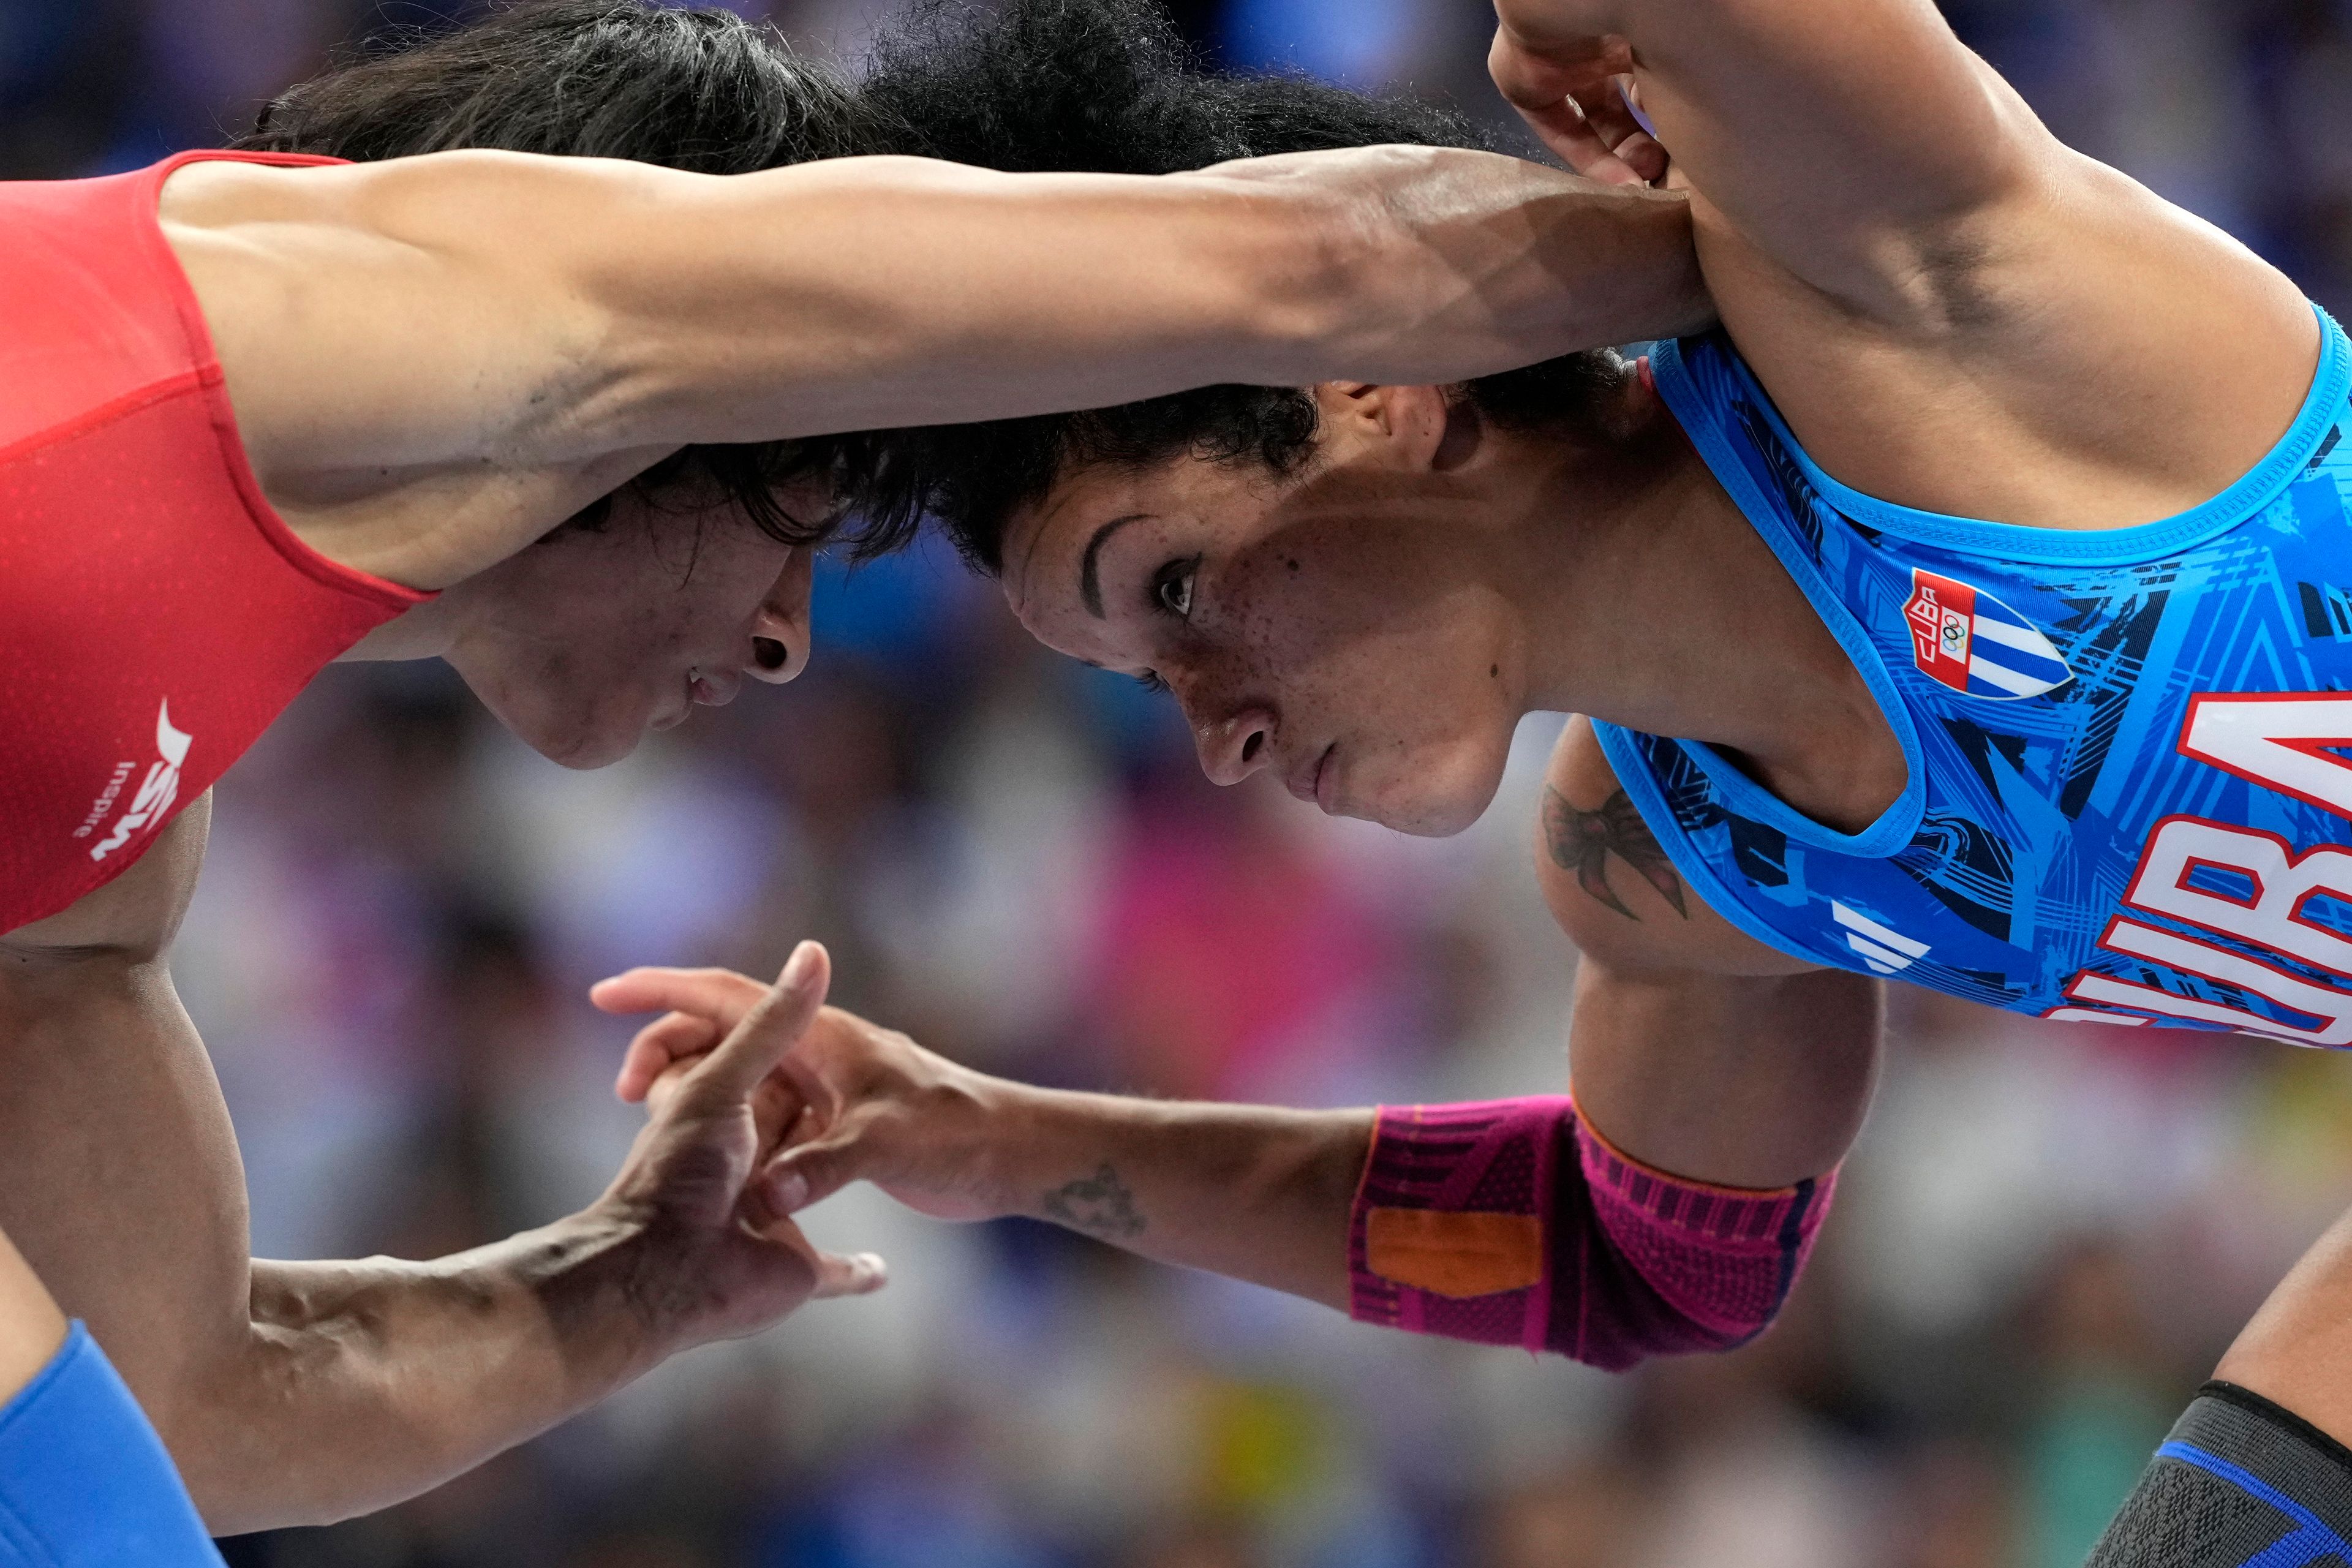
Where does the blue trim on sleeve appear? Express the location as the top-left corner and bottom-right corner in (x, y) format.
(0, 1323), (223, 1568)
(1646, 338), (1927, 858)
(1718, 304), (2348, 565)
(2158, 1439), (2352, 1566)
(1586, 717), (1841, 971)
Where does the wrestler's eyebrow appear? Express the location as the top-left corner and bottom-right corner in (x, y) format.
(1079, 513), (1154, 619)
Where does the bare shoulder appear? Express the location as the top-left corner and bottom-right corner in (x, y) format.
(1534, 718), (1818, 978)
(158, 153), (670, 584)
(1540, 0), (2316, 531)
(0, 795), (209, 979)
(1702, 67), (2318, 536)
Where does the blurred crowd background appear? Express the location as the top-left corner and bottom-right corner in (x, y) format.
(8, 0), (2352, 1564)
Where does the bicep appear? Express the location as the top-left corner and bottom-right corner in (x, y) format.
(222, 151), (1316, 458)
(0, 940), (252, 1442)
(1533, 716), (1810, 975)
(0, 794), (252, 1435)
(1534, 720), (1877, 1186)
(1567, 960), (1879, 1189)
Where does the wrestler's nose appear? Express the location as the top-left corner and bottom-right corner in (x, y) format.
(1193, 703), (1276, 787)
(745, 550), (813, 685)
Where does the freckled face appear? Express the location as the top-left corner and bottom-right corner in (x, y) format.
(442, 486), (816, 769)
(1001, 413), (1526, 837)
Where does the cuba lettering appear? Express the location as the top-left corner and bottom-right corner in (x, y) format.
(2063, 694), (2352, 1044)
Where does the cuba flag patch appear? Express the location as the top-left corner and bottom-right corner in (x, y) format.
(1903, 569), (2073, 700)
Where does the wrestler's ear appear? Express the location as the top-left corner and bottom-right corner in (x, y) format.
(1311, 383), (1457, 472)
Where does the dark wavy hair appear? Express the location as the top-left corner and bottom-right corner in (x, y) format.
(233, 0), (899, 548)
(835, 0), (1624, 571)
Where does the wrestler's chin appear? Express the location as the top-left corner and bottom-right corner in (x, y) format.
(1350, 745), (1510, 839)
(490, 692), (660, 771)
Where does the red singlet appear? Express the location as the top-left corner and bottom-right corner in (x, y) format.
(0, 151), (431, 933)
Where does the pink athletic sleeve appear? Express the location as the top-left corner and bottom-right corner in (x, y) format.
(1346, 1098), (1836, 1370)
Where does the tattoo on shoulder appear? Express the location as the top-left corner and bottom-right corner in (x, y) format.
(1542, 786), (1687, 921)
(1041, 1164), (1146, 1241)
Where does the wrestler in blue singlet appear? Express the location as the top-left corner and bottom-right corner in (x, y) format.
(1595, 307), (2352, 1042)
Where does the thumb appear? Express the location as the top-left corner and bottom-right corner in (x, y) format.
(676, 942), (831, 1110)
(756, 1126), (868, 1216)
(744, 1215), (890, 1300)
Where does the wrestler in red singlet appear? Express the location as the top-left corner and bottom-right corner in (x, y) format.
(0, 151), (429, 932)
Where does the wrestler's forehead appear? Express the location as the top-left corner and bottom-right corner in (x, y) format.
(1003, 469), (1154, 621)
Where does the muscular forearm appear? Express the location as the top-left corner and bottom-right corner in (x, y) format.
(969, 1087), (1372, 1312)
(200, 1215), (650, 1531)
(607, 150), (1708, 444)
(531, 148), (1702, 447)
(6, 896), (850, 1535)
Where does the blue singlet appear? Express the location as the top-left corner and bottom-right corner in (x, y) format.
(0, 1324), (221, 1567)
(1593, 307), (2352, 1041)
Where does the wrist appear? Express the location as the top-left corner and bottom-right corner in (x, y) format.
(959, 1075), (1080, 1221)
(515, 1205), (679, 1386)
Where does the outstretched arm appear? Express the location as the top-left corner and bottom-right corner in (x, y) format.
(597, 970), (1371, 1311)
(593, 745), (1879, 1354)
(0, 822), (876, 1534)
(169, 146), (1705, 482)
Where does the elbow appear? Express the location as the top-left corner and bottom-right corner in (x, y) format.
(1551, 1273), (1796, 1373)
(1551, 1161), (1841, 1372)
(150, 1349), (271, 1537)
(153, 1325), (353, 1536)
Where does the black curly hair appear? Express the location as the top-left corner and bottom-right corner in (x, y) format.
(234, 0), (899, 549)
(835, 0), (1625, 571)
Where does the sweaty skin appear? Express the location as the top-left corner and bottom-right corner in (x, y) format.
(1, 132), (1711, 1528)
(600, 0), (2329, 1386)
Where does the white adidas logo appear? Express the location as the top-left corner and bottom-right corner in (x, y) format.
(1833, 901), (1929, 974)
(86, 700), (193, 863)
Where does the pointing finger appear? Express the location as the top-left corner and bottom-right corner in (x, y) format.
(677, 943), (831, 1109)
(590, 967), (770, 1020)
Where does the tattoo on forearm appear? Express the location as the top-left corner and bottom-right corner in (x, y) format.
(1041, 1164), (1146, 1241)
(1543, 786), (1686, 921)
